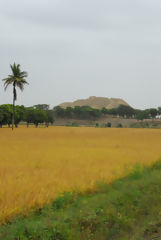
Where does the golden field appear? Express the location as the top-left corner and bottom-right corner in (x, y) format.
(0, 127), (161, 223)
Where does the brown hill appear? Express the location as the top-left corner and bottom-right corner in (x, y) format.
(59, 96), (130, 109)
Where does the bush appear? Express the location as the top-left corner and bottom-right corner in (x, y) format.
(105, 122), (111, 128)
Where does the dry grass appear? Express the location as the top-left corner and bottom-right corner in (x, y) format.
(0, 127), (161, 223)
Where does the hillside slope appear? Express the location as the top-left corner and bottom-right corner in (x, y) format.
(59, 96), (130, 109)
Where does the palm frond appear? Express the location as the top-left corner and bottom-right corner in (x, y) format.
(4, 82), (12, 91)
(19, 71), (28, 78)
(15, 78), (28, 89)
(10, 63), (21, 77)
(2, 77), (14, 82)
(16, 82), (24, 91)
(2, 63), (29, 96)
(2, 77), (14, 90)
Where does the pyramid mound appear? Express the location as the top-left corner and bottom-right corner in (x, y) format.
(59, 96), (130, 109)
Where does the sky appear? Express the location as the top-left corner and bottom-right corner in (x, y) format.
(1, 0), (161, 109)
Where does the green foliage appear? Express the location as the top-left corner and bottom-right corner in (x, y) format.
(46, 110), (54, 126)
(101, 107), (109, 114)
(52, 104), (160, 121)
(135, 108), (158, 120)
(0, 104), (54, 127)
(24, 108), (48, 127)
(148, 108), (158, 118)
(33, 104), (50, 111)
(116, 105), (135, 118)
(117, 123), (123, 128)
(2, 63), (28, 100)
(53, 105), (102, 120)
(14, 105), (25, 127)
(158, 107), (161, 115)
(105, 122), (111, 127)
(2, 63), (28, 129)
(0, 160), (160, 240)
(52, 192), (73, 210)
(0, 104), (12, 126)
(65, 107), (73, 118)
(0, 103), (160, 127)
(71, 122), (78, 127)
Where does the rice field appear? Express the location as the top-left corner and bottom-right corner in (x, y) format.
(0, 127), (161, 223)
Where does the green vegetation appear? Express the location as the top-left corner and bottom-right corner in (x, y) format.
(0, 160), (160, 240)
(2, 63), (28, 130)
(0, 104), (54, 128)
(1, 103), (161, 128)
(53, 105), (102, 120)
(53, 105), (161, 120)
(130, 121), (161, 129)
(105, 122), (111, 127)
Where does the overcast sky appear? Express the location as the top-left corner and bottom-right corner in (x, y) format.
(1, 0), (161, 109)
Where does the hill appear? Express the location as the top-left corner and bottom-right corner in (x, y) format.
(59, 96), (130, 109)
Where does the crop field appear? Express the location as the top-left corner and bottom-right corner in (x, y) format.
(0, 127), (161, 223)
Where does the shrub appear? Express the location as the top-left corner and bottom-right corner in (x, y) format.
(105, 122), (111, 128)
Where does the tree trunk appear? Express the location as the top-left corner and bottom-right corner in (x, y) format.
(12, 83), (16, 130)
(12, 98), (15, 130)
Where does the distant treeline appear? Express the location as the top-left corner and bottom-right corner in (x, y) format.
(0, 104), (54, 128)
(53, 105), (161, 120)
(0, 104), (161, 128)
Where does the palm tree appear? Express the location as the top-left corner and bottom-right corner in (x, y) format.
(2, 63), (28, 130)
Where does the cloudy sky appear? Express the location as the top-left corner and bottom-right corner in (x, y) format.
(1, 0), (161, 109)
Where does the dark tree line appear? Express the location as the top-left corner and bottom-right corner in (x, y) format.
(0, 104), (54, 128)
(0, 104), (161, 128)
(53, 106), (102, 120)
(53, 105), (161, 120)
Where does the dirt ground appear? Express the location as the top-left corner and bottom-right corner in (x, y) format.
(54, 116), (161, 128)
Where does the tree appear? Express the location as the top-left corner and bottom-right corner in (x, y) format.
(24, 108), (35, 127)
(158, 107), (161, 115)
(2, 63), (28, 130)
(135, 109), (149, 120)
(101, 107), (109, 115)
(33, 109), (47, 127)
(53, 106), (65, 118)
(0, 109), (4, 128)
(33, 105), (54, 127)
(148, 108), (158, 118)
(45, 110), (54, 127)
(14, 105), (25, 127)
(116, 105), (135, 118)
(24, 108), (47, 127)
(0, 104), (12, 127)
(33, 104), (49, 111)
(65, 107), (73, 118)
(73, 106), (82, 118)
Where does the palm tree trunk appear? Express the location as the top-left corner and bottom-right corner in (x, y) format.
(12, 84), (15, 130)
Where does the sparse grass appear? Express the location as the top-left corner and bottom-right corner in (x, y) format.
(0, 160), (160, 240)
(0, 127), (161, 222)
